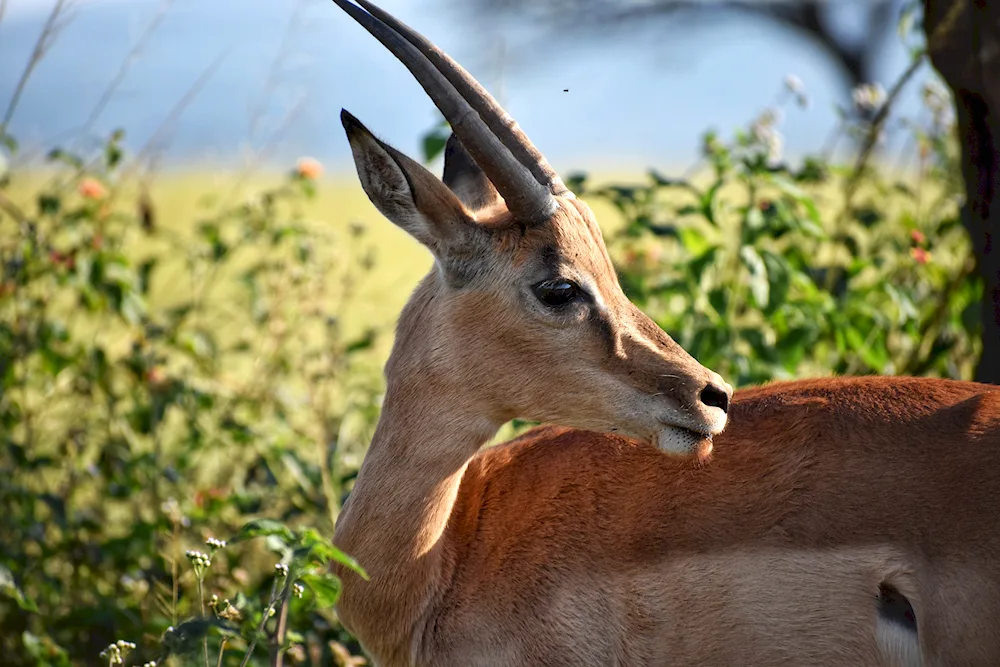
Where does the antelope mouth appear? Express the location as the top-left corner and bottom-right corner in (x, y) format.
(656, 425), (715, 461)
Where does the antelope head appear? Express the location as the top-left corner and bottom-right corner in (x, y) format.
(334, 0), (731, 458)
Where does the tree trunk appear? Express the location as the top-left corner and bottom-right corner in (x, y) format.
(923, 0), (1000, 382)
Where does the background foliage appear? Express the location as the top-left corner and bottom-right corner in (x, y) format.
(0, 6), (975, 667)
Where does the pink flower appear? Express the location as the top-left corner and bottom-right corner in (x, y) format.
(78, 178), (107, 199)
(295, 157), (323, 180)
(910, 247), (931, 265)
(910, 229), (926, 245)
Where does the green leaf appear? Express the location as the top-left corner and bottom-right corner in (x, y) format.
(707, 287), (728, 316)
(22, 632), (70, 667)
(760, 250), (790, 313)
(775, 326), (814, 372)
(0, 565), (37, 611)
(178, 330), (216, 362)
(420, 119), (450, 163)
(699, 180), (723, 226)
(677, 227), (711, 256)
(852, 206), (882, 228)
(138, 259), (157, 295)
(119, 290), (146, 325)
(106, 142), (123, 169)
(299, 572), (342, 609)
(844, 326), (888, 371)
(298, 533), (369, 579)
(0, 132), (18, 154)
(229, 518), (295, 545)
(771, 176), (822, 226)
(37, 193), (61, 216)
(740, 246), (769, 308)
(687, 246), (720, 281)
(345, 330), (376, 355)
(316, 544), (368, 580)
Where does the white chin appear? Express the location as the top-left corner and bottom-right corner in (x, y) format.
(656, 426), (713, 460)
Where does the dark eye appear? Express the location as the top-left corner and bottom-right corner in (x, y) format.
(532, 279), (581, 308)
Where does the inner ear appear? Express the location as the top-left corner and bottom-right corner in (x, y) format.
(442, 133), (501, 211)
(342, 111), (494, 286)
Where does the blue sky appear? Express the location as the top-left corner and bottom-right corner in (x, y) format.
(1, 0), (935, 174)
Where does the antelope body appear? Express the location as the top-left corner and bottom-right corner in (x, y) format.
(327, 2), (1000, 665)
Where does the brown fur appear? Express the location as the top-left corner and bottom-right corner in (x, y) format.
(333, 112), (1000, 666)
(337, 378), (1000, 666)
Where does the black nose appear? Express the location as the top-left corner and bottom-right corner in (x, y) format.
(700, 383), (730, 414)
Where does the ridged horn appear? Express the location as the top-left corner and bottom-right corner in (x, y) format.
(331, 0), (558, 222)
(352, 0), (571, 198)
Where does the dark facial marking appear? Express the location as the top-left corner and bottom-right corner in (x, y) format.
(538, 244), (560, 274)
(588, 304), (617, 357)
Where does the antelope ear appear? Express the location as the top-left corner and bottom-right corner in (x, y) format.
(341, 109), (484, 258)
(442, 133), (501, 211)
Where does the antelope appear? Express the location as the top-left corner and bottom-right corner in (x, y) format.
(328, 1), (1000, 665)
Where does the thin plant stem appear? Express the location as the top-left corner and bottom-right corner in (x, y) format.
(899, 258), (977, 375)
(128, 49), (229, 181)
(216, 638), (228, 667)
(1, 0), (74, 132)
(198, 575), (209, 667)
(222, 96), (306, 209)
(239, 577), (282, 667)
(824, 54), (925, 294)
(171, 521), (179, 626)
(270, 583), (292, 667)
(81, 0), (175, 136)
(247, 0), (308, 144)
(842, 55), (925, 211)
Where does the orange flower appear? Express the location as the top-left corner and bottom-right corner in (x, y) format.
(145, 366), (168, 389)
(296, 156), (323, 180)
(910, 229), (926, 245)
(78, 178), (107, 199)
(911, 247), (931, 265)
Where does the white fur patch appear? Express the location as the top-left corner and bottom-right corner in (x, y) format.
(657, 426), (713, 459)
(876, 617), (921, 667)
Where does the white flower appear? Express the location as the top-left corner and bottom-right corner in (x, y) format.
(205, 537), (227, 550)
(293, 582), (305, 598)
(750, 109), (784, 163)
(784, 74), (804, 95)
(100, 641), (136, 665)
(852, 83), (886, 113)
(185, 550), (211, 569)
(274, 563), (289, 578)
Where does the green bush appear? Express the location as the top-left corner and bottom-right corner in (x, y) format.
(1, 133), (377, 666)
(577, 66), (975, 386)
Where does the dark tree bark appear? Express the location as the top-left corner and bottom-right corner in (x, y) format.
(923, 0), (1000, 382)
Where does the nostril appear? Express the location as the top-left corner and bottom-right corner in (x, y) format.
(700, 383), (730, 414)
